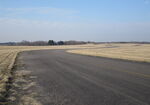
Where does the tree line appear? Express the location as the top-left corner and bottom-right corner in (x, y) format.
(0, 40), (88, 46)
(1, 40), (150, 46)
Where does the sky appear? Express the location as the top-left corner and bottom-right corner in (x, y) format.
(0, 0), (150, 42)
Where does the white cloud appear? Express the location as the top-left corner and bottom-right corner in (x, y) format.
(0, 7), (79, 19)
(0, 18), (150, 42)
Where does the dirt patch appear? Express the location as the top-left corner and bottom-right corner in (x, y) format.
(7, 54), (42, 105)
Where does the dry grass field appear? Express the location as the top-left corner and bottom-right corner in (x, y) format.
(68, 43), (150, 63)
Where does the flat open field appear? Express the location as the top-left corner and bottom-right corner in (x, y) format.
(0, 44), (150, 105)
(68, 43), (150, 63)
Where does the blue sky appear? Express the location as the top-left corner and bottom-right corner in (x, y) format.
(0, 0), (150, 42)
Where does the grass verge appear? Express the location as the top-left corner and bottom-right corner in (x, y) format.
(0, 52), (18, 105)
(67, 44), (150, 63)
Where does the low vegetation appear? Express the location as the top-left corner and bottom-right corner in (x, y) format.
(0, 40), (88, 46)
(68, 43), (150, 63)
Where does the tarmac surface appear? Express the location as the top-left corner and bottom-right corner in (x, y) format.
(19, 49), (150, 105)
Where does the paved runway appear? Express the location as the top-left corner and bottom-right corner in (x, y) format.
(19, 50), (150, 105)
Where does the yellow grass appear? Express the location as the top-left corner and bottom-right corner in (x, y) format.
(68, 43), (150, 63)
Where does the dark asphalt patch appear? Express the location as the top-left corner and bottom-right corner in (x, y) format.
(17, 50), (150, 105)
